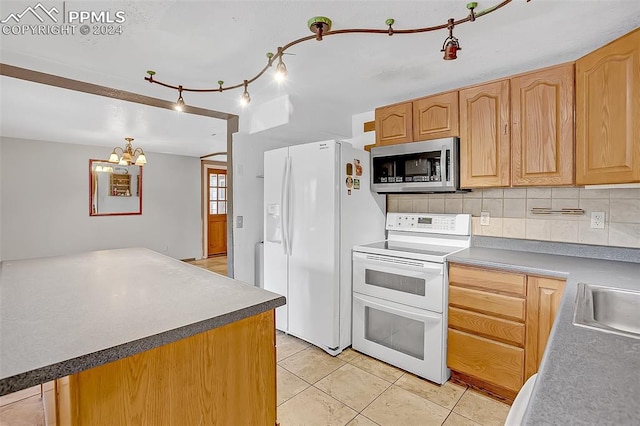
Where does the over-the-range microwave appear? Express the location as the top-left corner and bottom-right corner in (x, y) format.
(370, 137), (463, 193)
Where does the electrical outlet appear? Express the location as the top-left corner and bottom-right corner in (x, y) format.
(591, 212), (605, 229)
(480, 211), (490, 226)
(236, 215), (244, 228)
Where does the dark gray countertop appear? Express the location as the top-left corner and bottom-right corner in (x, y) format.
(448, 247), (640, 425)
(0, 248), (286, 396)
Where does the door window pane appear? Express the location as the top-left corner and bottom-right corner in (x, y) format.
(219, 174), (226, 187)
(218, 188), (226, 201)
(218, 201), (227, 214)
(209, 202), (217, 214)
(209, 174), (217, 187)
(210, 188), (217, 201)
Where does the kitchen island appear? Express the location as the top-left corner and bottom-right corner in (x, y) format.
(449, 239), (640, 425)
(0, 248), (285, 425)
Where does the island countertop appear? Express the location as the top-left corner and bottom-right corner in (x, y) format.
(0, 247), (286, 396)
(448, 246), (640, 425)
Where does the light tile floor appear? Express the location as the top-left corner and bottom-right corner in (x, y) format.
(0, 386), (44, 426)
(276, 332), (511, 426)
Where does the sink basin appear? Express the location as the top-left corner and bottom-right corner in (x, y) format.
(573, 283), (640, 339)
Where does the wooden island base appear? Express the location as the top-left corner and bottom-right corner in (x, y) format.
(44, 310), (276, 425)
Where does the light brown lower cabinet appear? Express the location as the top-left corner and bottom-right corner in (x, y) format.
(43, 310), (276, 426)
(447, 263), (565, 402)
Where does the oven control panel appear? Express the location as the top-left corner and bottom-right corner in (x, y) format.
(385, 213), (471, 235)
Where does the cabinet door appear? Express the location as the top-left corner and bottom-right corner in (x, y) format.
(413, 91), (459, 140)
(525, 276), (565, 380)
(576, 28), (640, 184)
(511, 64), (575, 186)
(459, 80), (511, 188)
(375, 103), (413, 145)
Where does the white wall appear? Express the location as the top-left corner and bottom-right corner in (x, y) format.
(344, 110), (374, 150)
(0, 137), (3, 261)
(1, 137), (201, 261)
(231, 133), (290, 285)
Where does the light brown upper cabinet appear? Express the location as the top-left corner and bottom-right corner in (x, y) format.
(413, 91), (459, 140)
(375, 102), (413, 146)
(576, 28), (640, 185)
(459, 80), (511, 188)
(511, 64), (575, 186)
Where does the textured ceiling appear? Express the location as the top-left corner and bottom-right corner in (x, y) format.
(1, 0), (639, 156)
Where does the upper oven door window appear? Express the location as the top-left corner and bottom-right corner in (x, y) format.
(353, 252), (444, 312)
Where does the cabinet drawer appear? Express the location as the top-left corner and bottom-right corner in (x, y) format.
(447, 328), (524, 392)
(449, 264), (526, 297)
(449, 306), (525, 346)
(449, 285), (525, 322)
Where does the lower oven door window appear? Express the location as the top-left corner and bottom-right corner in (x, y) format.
(352, 293), (447, 384)
(353, 252), (444, 312)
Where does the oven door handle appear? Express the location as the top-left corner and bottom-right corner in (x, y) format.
(353, 252), (443, 272)
(354, 293), (442, 323)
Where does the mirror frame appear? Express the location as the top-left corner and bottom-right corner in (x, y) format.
(89, 159), (143, 216)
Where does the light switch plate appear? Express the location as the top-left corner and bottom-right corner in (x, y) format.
(236, 216), (243, 228)
(591, 212), (605, 229)
(480, 211), (490, 226)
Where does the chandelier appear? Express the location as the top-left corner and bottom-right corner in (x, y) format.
(108, 137), (147, 166)
(144, 0), (526, 110)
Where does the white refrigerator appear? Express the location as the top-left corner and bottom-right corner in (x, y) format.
(264, 140), (386, 355)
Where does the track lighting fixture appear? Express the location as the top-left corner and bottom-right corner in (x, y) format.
(274, 47), (288, 82)
(441, 18), (461, 61)
(175, 85), (185, 111)
(144, 1), (522, 108)
(240, 80), (251, 106)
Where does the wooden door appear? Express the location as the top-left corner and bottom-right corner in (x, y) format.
(413, 91), (459, 140)
(459, 80), (511, 188)
(375, 102), (413, 146)
(525, 276), (565, 380)
(511, 64), (575, 186)
(576, 28), (640, 185)
(208, 169), (227, 256)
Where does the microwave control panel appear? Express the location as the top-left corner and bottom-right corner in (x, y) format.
(386, 213), (471, 235)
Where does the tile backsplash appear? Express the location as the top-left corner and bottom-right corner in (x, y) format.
(388, 188), (640, 248)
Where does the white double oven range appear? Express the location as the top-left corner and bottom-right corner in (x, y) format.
(352, 213), (471, 384)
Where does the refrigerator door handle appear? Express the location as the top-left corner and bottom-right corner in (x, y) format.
(285, 156), (293, 255)
(280, 156), (290, 255)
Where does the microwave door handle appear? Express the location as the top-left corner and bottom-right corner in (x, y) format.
(441, 146), (447, 185)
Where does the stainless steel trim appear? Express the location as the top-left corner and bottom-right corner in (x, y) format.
(370, 138), (462, 193)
